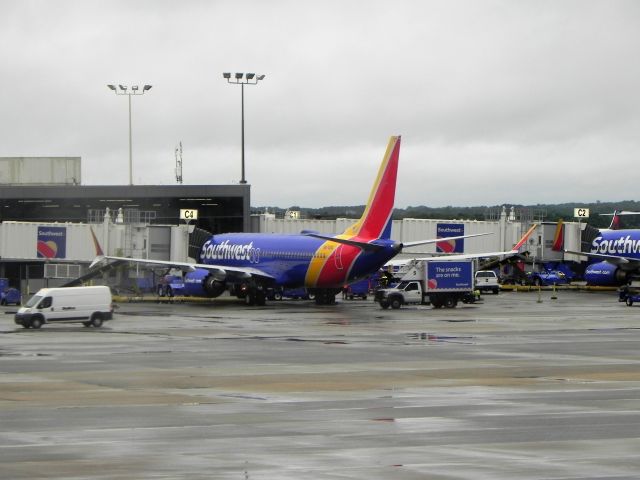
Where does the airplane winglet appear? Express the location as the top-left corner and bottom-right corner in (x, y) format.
(511, 224), (537, 252)
(89, 227), (105, 257)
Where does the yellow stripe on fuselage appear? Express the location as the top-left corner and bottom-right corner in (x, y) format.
(304, 235), (348, 287)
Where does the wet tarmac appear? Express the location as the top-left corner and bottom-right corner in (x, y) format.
(1, 290), (639, 479)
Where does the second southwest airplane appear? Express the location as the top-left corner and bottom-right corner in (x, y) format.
(91, 136), (532, 304)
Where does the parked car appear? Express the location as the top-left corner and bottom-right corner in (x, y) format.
(0, 278), (20, 305)
(0, 287), (21, 305)
(527, 270), (569, 286)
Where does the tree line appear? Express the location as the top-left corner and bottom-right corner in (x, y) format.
(253, 200), (640, 230)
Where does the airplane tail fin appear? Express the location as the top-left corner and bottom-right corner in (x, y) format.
(342, 136), (401, 240)
(609, 210), (621, 230)
(551, 219), (564, 252)
(599, 210), (640, 230)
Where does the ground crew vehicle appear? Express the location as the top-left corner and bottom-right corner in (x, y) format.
(343, 277), (371, 300)
(15, 286), (113, 329)
(375, 259), (475, 309)
(157, 274), (185, 298)
(475, 270), (500, 294)
(0, 278), (21, 305)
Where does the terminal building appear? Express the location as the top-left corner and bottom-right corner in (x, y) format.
(0, 156), (585, 297)
(0, 156), (249, 294)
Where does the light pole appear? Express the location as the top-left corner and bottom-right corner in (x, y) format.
(223, 72), (265, 184)
(107, 84), (152, 186)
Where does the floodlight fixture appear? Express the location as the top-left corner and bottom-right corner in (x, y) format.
(222, 71), (266, 184)
(106, 83), (153, 186)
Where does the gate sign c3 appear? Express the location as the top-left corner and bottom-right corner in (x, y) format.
(573, 208), (589, 218)
(180, 209), (198, 221)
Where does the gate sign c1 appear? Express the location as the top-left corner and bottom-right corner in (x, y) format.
(180, 209), (198, 221)
(574, 208), (589, 219)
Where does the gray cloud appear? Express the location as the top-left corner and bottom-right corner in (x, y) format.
(1, 0), (639, 207)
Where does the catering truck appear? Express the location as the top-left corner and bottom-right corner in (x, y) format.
(375, 259), (476, 309)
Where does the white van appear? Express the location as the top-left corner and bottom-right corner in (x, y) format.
(15, 286), (113, 329)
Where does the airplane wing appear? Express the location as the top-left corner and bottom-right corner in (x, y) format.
(90, 255), (276, 281)
(402, 232), (491, 248)
(304, 232), (491, 251)
(403, 224), (538, 261)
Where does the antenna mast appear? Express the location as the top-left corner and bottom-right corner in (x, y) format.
(175, 141), (183, 184)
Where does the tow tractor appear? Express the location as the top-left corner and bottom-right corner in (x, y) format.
(618, 286), (640, 306)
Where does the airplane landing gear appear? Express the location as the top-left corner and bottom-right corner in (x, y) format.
(242, 286), (267, 306)
(312, 289), (339, 305)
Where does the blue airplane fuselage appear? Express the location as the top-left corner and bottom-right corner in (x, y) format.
(196, 233), (399, 288)
(585, 229), (640, 285)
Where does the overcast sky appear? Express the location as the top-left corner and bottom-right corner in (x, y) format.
(2, 0), (639, 208)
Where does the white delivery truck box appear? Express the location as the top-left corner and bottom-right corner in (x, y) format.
(15, 286), (113, 329)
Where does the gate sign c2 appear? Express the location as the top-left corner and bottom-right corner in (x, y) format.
(37, 226), (67, 259)
(436, 223), (464, 253)
(574, 208), (590, 219)
(180, 209), (198, 221)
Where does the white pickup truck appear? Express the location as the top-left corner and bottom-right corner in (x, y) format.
(475, 270), (500, 294)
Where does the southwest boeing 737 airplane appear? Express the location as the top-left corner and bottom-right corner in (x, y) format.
(89, 136), (525, 304)
(562, 211), (640, 286)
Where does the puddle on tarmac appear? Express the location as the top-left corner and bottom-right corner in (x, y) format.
(406, 333), (475, 344)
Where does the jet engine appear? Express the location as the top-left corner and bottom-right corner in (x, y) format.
(584, 261), (627, 286)
(183, 268), (227, 297)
